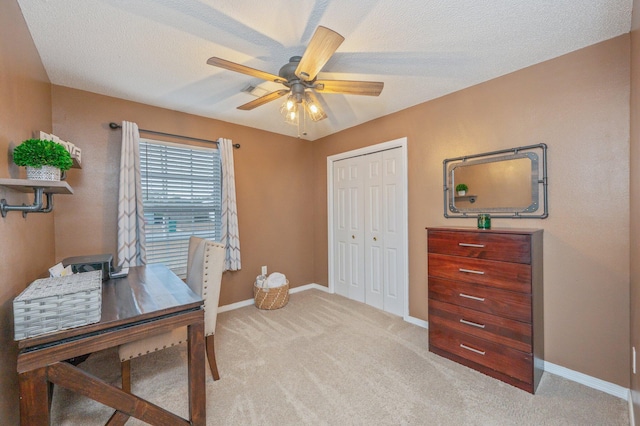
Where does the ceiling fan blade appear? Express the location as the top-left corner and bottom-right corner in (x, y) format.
(314, 80), (384, 96)
(295, 26), (345, 82)
(237, 89), (289, 110)
(304, 91), (327, 121)
(207, 57), (285, 84)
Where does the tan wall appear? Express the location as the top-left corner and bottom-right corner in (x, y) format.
(1, 2), (635, 420)
(314, 36), (631, 387)
(0, 1), (54, 423)
(630, 0), (640, 419)
(51, 86), (315, 306)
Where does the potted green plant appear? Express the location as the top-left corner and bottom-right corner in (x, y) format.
(455, 183), (468, 196)
(13, 138), (73, 181)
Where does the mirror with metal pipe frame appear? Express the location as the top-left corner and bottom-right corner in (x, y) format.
(443, 143), (548, 219)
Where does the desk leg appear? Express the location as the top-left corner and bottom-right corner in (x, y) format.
(19, 368), (49, 426)
(187, 318), (206, 426)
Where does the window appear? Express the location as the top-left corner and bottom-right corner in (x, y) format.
(139, 139), (222, 277)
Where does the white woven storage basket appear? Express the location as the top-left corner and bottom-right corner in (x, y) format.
(13, 270), (102, 340)
(26, 165), (60, 181)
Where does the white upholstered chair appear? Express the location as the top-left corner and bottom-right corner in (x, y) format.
(118, 236), (225, 392)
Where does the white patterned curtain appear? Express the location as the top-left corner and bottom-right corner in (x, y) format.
(117, 121), (146, 268)
(219, 138), (241, 271)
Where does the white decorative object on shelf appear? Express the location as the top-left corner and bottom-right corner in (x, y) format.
(39, 131), (82, 167)
(26, 165), (61, 181)
(13, 270), (102, 340)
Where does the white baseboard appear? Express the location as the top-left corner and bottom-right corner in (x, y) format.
(543, 361), (629, 400)
(289, 283), (331, 294)
(217, 283), (330, 313)
(405, 315), (429, 329)
(217, 298), (254, 313)
(629, 390), (635, 426)
(405, 316), (630, 403)
(218, 285), (631, 406)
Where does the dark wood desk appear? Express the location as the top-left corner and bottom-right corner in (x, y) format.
(17, 264), (206, 425)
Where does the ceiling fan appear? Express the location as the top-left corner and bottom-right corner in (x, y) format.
(206, 26), (384, 124)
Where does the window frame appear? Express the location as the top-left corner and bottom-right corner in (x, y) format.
(139, 138), (222, 277)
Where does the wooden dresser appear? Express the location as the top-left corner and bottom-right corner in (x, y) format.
(427, 227), (543, 393)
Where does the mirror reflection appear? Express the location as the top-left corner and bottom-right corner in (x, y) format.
(443, 144), (548, 219)
(453, 155), (534, 210)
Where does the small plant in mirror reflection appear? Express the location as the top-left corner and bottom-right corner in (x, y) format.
(456, 183), (468, 195)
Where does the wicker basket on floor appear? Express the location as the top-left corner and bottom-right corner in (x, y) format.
(254, 280), (289, 310)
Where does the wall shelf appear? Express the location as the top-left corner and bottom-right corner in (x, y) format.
(454, 194), (477, 203)
(0, 179), (73, 217)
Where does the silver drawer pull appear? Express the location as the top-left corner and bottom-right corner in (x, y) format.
(458, 242), (485, 248)
(459, 293), (485, 302)
(459, 268), (485, 275)
(460, 343), (486, 356)
(460, 318), (485, 329)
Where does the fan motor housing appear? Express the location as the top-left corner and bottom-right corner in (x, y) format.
(279, 56), (302, 83)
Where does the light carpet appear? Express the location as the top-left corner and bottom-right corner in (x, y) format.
(50, 289), (629, 425)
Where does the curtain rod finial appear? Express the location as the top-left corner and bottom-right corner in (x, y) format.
(109, 122), (121, 130)
(233, 143), (240, 149)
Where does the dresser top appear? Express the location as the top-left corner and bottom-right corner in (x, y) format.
(426, 226), (542, 235)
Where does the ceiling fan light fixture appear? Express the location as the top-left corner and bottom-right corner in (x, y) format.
(281, 95), (299, 126)
(303, 91), (327, 122)
(308, 102), (318, 114)
(285, 97), (295, 112)
(284, 110), (297, 125)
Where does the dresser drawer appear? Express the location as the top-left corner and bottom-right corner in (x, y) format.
(428, 276), (531, 323)
(428, 299), (531, 352)
(428, 253), (532, 293)
(429, 325), (532, 384)
(428, 230), (531, 264)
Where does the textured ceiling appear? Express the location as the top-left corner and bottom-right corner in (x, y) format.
(17, 0), (633, 140)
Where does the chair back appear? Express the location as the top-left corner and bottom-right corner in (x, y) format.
(186, 236), (225, 336)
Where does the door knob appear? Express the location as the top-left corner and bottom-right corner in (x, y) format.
(352, 235), (355, 239)
(373, 237), (377, 241)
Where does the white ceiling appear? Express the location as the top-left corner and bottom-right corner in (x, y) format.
(17, 0), (633, 141)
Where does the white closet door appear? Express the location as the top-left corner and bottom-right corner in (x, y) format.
(333, 156), (365, 302)
(380, 147), (405, 316)
(364, 152), (384, 310)
(333, 147), (405, 317)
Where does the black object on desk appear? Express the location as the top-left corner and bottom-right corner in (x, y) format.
(62, 254), (123, 280)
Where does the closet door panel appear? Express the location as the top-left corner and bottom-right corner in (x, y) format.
(381, 148), (405, 316)
(365, 152), (384, 309)
(333, 157), (365, 301)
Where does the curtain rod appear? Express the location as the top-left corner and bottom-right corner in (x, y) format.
(108, 122), (240, 149)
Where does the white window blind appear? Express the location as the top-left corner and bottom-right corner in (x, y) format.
(139, 139), (222, 277)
